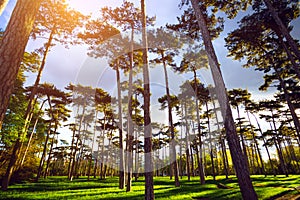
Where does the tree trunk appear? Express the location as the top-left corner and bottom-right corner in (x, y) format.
(193, 70), (205, 184)
(206, 101), (216, 180)
(263, 0), (300, 61)
(141, 0), (154, 199)
(213, 98), (229, 178)
(277, 34), (300, 80)
(220, 136), (229, 179)
(69, 103), (86, 181)
(162, 51), (180, 187)
(20, 99), (47, 167)
(183, 102), (191, 181)
(190, 1), (257, 199)
(116, 61), (125, 189)
(44, 124), (57, 179)
(0, 0), (9, 16)
(68, 125), (76, 179)
(270, 112), (288, 177)
(126, 25), (135, 192)
(236, 105), (249, 167)
(246, 111), (266, 176)
(0, 0), (42, 130)
(252, 112), (276, 176)
(134, 130), (140, 181)
(274, 67), (300, 142)
(36, 122), (52, 182)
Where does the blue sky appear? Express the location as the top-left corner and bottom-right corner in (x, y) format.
(0, 0), (279, 98)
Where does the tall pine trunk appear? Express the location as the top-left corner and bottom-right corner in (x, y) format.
(162, 51), (180, 187)
(141, 0), (154, 199)
(126, 26), (135, 192)
(0, 0), (42, 130)
(190, 1), (257, 199)
(183, 102), (191, 181)
(116, 61), (125, 189)
(20, 99), (47, 167)
(193, 70), (205, 184)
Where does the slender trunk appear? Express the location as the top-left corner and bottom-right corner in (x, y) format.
(20, 99), (47, 167)
(190, 144), (195, 176)
(141, 0), (154, 199)
(126, 25), (135, 192)
(221, 136), (229, 179)
(22, 28), (55, 137)
(44, 123), (58, 179)
(68, 125), (76, 179)
(162, 51), (180, 187)
(263, 0), (300, 61)
(270, 112), (288, 177)
(206, 102), (215, 180)
(88, 111), (98, 181)
(251, 112), (276, 176)
(277, 34), (300, 80)
(179, 107), (184, 179)
(213, 99), (229, 178)
(93, 159), (98, 178)
(274, 138), (288, 176)
(69, 103), (86, 181)
(274, 67), (300, 142)
(134, 130), (140, 181)
(116, 60), (125, 189)
(193, 70), (205, 184)
(287, 137), (300, 172)
(100, 115), (107, 180)
(36, 122), (52, 182)
(236, 105), (249, 167)
(246, 111), (266, 176)
(183, 102), (191, 181)
(190, 1), (257, 199)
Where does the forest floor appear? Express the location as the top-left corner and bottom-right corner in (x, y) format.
(0, 175), (299, 199)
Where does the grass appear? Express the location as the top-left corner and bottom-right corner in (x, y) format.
(0, 175), (299, 199)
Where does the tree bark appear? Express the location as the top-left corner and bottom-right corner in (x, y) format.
(190, 1), (257, 199)
(0, 0), (42, 131)
(141, 0), (154, 199)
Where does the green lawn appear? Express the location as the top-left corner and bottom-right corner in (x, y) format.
(0, 175), (299, 199)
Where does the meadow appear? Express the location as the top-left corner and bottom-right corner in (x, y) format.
(0, 175), (299, 200)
